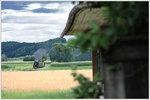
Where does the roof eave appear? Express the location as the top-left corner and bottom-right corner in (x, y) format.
(60, 3), (102, 38)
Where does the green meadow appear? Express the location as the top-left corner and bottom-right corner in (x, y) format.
(1, 89), (73, 99)
(2, 60), (92, 71)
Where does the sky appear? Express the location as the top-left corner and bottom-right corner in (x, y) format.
(1, 1), (77, 43)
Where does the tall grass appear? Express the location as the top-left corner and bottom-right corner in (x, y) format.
(1, 90), (74, 99)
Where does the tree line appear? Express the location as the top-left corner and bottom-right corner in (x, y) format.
(2, 38), (92, 62)
(49, 43), (91, 62)
(2, 38), (66, 58)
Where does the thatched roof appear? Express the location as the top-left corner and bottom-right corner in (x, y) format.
(60, 3), (107, 38)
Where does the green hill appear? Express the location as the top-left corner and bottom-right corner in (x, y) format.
(2, 38), (66, 58)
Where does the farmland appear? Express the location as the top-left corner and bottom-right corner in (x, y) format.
(2, 61), (92, 71)
(1, 60), (92, 99)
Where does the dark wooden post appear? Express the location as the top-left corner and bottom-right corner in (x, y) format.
(92, 51), (96, 77)
(92, 50), (102, 79)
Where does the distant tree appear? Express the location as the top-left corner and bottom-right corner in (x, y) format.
(74, 51), (92, 61)
(49, 43), (73, 62)
(49, 47), (57, 62)
(42, 54), (47, 61)
(23, 55), (35, 61)
(72, 48), (92, 61)
(39, 54), (48, 62)
(1, 54), (7, 61)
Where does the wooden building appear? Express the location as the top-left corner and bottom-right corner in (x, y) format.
(60, 3), (148, 98)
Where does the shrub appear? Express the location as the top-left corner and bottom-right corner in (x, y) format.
(23, 56), (35, 61)
(71, 72), (103, 98)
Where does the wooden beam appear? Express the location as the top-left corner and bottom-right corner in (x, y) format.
(92, 51), (96, 78)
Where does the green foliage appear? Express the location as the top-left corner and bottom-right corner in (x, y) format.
(2, 65), (10, 69)
(42, 54), (47, 61)
(1, 90), (73, 99)
(7, 56), (24, 61)
(38, 54), (47, 62)
(2, 38), (91, 62)
(2, 38), (66, 58)
(48, 47), (57, 62)
(2, 65), (14, 69)
(51, 61), (92, 67)
(68, 2), (148, 52)
(1, 54), (7, 61)
(1, 65), (15, 71)
(72, 48), (92, 61)
(108, 65), (119, 71)
(49, 43), (92, 62)
(49, 43), (73, 62)
(23, 55), (35, 61)
(101, 2), (148, 34)
(71, 72), (103, 98)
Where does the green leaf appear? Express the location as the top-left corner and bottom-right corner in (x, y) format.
(108, 65), (118, 71)
(68, 39), (76, 45)
(99, 36), (109, 49)
(88, 88), (94, 93)
(71, 72), (77, 77)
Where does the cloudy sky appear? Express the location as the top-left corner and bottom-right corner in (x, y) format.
(1, 1), (77, 42)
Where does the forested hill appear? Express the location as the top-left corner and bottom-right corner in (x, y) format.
(2, 38), (66, 58)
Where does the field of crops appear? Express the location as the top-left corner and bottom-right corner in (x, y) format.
(1, 60), (93, 98)
(2, 70), (92, 92)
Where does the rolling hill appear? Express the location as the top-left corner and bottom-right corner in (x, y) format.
(2, 38), (66, 58)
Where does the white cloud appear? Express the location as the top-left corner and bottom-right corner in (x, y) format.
(64, 35), (75, 41)
(44, 3), (59, 9)
(2, 2), (75, 42)
(25, 3), (42, 10)
(2, 23), (65, 42)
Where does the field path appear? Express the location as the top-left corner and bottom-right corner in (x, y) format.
(2, 70), (92, 92)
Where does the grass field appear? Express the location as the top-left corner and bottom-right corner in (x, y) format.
(2, 89), (73, 99)
(7, 56), (24, 61)
(2, 60), (92, 71)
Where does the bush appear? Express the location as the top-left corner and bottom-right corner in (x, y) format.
(23, 56), (35, 61)
(71, 72), (103, 98)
